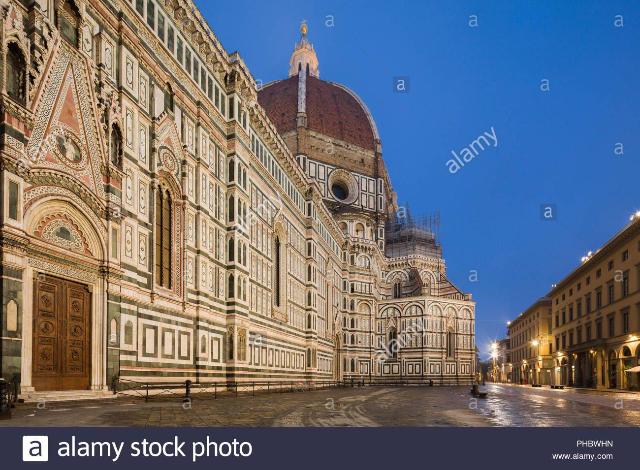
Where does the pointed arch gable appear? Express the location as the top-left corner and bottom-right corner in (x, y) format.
(156, 114), (186, 170)
(419, 269), (438, 295)
(26, 47), (108, 203)
(156, 153), (182, 198)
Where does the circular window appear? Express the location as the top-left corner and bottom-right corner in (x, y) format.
(331, 182), (349, 201)
(327, 169), (358, 205)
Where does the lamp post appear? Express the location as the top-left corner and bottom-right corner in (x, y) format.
(490, 342), (498, 383)
(530, 339), (540, 385)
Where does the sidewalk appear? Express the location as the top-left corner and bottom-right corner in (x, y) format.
(492, 382), (640, 396)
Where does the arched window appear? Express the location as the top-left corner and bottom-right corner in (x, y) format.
(388, 327), (398, 358)
(228, 160), (235, 182)
(6, 43), (26, 105)
(228, 196), (235, 222)
(228, 274), (235, 298)
(155, 187), (173, 289)
(393, 281), (401, 299)
(110, 124), (122, 167)
(228, 332), (234, 360)
(58, 0), (80, 46)
(446, 329), (455, 357)
(274, 236), (282, 307)
(355, 223), (365, 238)
(227, 237), (235, 262)
(238, 330), (247, 361)
(109, 318), (118, 344)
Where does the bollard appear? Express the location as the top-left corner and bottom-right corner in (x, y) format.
(0, 379), (11, 420)
(214, 382), (217, 399)
(184, 380), (192, 403)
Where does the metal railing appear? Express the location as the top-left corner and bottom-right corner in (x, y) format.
(112, 377), (351, 402)
(111, 375), (472, 402)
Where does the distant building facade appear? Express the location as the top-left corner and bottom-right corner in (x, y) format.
(0, 0), (475, 397)
(495, 338), (511, 383)
(508, 298), (553, 385)
(550, 215), (640, 390)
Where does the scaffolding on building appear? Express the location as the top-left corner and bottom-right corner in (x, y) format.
(385, 206), (442, 259)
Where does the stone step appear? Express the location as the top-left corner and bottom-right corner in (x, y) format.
(20, 390), (116, 403)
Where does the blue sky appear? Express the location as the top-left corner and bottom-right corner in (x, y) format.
(196, 0), (640, 358)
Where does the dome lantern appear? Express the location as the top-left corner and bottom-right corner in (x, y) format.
(289, 20), (319, 78)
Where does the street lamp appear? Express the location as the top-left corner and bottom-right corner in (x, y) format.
(490, 342), (499, 383)
(530, 339), (540, 385)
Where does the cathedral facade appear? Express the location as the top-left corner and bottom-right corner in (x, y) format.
(0, 0), (475, 397)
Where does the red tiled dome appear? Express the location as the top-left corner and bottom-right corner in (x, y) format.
(258, 74), (377, 152)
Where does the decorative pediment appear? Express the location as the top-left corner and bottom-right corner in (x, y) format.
(155, 113), (185, 191)
(26, 46), (108, 209)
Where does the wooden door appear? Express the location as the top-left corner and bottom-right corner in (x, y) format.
(32, 275), (91, 391)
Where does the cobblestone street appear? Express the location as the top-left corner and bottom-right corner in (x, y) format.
(3, 384), (640, 427)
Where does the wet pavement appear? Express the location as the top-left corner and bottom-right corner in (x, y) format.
(2, 384), (640, 427)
